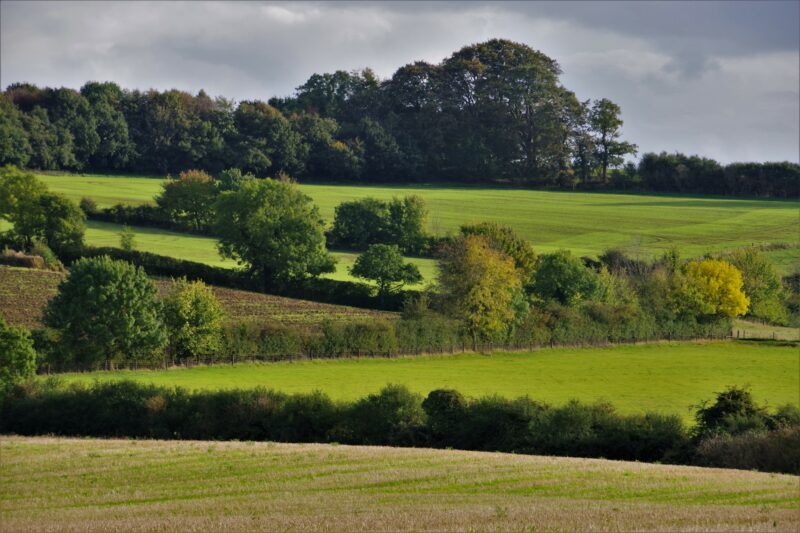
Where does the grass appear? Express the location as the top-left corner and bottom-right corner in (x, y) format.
(733, 319), (800, 341)
(36, 172), (800, 270)
(58, 341), (799, 420)
(2, 436), (798, 532)
(82, 220), (436, 286)
(0, 266), (396, 330)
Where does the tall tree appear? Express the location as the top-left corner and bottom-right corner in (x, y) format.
(437, 234), (522, 347)
(0, 94), (32, 167)
(589, 98), (637, 183)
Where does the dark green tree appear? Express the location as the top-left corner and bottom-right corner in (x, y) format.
(531, 250), (599, 305)
(0, 94), (32, 167)
(589, 98), (637, 183)
(43, 256), (167, 369)
(156, 169), (218, 231)
(350, 244), (422, 300)
(214, 177), (335, 287)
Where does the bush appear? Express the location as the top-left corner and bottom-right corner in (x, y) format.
(79, 197), (98, 215)
(162, 278), (225, 363)
(694, 427), (800, 474)
(333, 384), (426, 446)
(0, 318), (37, 395)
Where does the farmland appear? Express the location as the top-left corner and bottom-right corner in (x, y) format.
(2, 436), (798, 532)
(59, 340), (799, 419)
(0, 266), (396, 330)
(36, 173), (800, 274)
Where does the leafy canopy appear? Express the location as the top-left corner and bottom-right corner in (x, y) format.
(213, 177), (335, 287)
(677, 259), (749, 318)
(437, 234), (522, 345)
(162, 278), (225, 360)
(0, 317), (37, 394)
(44, 256), (166, 368)
(351, 244), (422, 298)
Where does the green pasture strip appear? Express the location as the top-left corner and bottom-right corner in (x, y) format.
(36, 173), (800, 265)
(1, 436), (797, 532)
(59, 341), (799, 420)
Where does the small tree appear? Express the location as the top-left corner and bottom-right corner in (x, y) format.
(460, 222), (537, 282)
(726, 249), (786, 323)
(162, 278), (225, 363)
(351, 244), (422, 301)
(44, 256), (166, 369)
(156, 169), (218, 231)
(676, 259), (749, 318)
(214, 177), (335, 288)
(531, 250), (599, 305)
(589, 98), (637, 183)
(0, 317), (37, 394)
(437, 234), (522, 348)
(118, 225), (136, 251)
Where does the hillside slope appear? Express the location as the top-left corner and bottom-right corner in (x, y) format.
(1, 436), (797, 532)
(0, 265), (396, 330)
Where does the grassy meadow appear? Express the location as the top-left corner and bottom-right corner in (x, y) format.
(36, 173), (800, 274)
(59, 341), (799, 419)
(2, 436), (798, 532)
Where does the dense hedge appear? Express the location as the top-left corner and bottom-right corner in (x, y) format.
(3, 381), (797, 473)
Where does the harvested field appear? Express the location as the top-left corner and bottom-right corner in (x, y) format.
(0, 265), (396, 330)
(1, 436), (798, 532)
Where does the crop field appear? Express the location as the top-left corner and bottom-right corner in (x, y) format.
(2, 436), (798, 532)
(0, 266), (396, 330)
(36, 173), (800, 271)
(59, 341), (799, 419)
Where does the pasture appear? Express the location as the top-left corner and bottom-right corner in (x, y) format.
(2, 436), (798, 532)
(59, 341), (799, 419)
(0, 266), (396, 330)
(36, 173), (800, 272)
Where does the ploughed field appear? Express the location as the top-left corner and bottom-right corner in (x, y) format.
(0, 266), (396, 330)
(60, 341), (799, 420)
(1, 436), (798, 532)
(36, 173), (800, 276)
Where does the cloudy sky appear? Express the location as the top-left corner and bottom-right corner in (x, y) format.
(2, 1), (798, 163)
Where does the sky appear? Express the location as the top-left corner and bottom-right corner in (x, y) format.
(1, 1), (798, 163)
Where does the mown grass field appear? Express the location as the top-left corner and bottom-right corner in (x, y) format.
(59, 341), (799, 420)
(36, 173), (800, 273)
(2, 436), (797, 532)
(0, 266), (396, 330)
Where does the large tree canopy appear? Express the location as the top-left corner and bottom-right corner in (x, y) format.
(213, 177), (335, 287)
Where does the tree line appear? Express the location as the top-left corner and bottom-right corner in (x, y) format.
(2, 380), (798, 474)
(1, 39), (796, 196)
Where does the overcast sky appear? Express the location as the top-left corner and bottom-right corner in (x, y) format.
(2, 1), (798, 163)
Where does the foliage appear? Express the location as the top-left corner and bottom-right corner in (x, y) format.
(437, 235), (522, 345)
(0, 166), (85, 255)
(0, 317), (37, 394)
(118, 225), (136, 251)
(213, 177), (335, 287)
(43, 256), (166, 368)
(588, 98), (637, 183)
(155, 169), (218, 231)
(329, 195), (430, 254)
(531, 250), (599, 305)
(460, 222), (538, 281)
(676, 259), (749, 318)
(725, 248), (787, 323)
(350, 244), (422, 299)
(162, 278), (225, 362)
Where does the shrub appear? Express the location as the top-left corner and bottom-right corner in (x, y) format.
(694, 427), (800, 474)
(79, 197), (98, 215)
(334, 384), (426, 446)
(0, 318), (37, 395)
(422, 389), (469, 446)
(693, 386), (768, 438)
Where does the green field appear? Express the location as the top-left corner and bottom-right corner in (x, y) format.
(2, 437), (797, 532)
(60, 341), (799, 419)
(83, 220), (437, 286)
(36, 173), (800, 270)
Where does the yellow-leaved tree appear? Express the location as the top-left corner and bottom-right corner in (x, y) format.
(676, 259), (750, 317)
(437, 234), (522, 349)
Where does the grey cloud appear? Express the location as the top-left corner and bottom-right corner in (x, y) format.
(1, 0), (798, 163)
